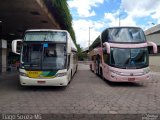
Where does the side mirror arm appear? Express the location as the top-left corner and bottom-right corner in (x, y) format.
(147, 42), (157, 54)
(103, 42), (110, 54)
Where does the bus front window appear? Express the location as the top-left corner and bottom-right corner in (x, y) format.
(22, 43), (67, 70)
(43, 44), (66, 70)
(110, 48), (149, 69)
(108, 27), (146, 43)
(24, 31), (67, 42)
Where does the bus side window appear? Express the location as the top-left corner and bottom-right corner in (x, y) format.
(73, 53), (77, 64)
(103, 48), (109, 64)
(102, 30), (109, 43)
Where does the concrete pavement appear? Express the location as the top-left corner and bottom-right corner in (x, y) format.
(0, 63), (160, 120)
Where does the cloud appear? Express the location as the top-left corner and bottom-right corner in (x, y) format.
(68, 0), (160, 48)
(72, 19), (104, 48)
(120, 0), (160, 30)
(104, 11), (136, 27)
(104, 12), (118, 26)
(120, 15), (136, 26)
(121, 0), (160, 20)
(121, 0), (160, 17)
(104, 0), (160, 29)
(68, 0), (104, 17)
(151, 7), (160, 24)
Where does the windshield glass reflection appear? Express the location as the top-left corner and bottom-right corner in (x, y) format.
(110, 48), (148, 69)
(108, 28), (146, 43)
(22, 42), (67, 70)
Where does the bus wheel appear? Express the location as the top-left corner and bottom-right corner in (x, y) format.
(90, 64), (92, 71)
(96, 60), (100, 75)
(90, 64), (94, 72)
(75, 65), (78, 73)
(68, 70), (72, 84)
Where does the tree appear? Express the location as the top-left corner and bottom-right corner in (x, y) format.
(44, 0), (76, 44)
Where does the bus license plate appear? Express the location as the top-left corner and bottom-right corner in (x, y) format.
(37, 81), (46, 84)
(128, 78), (135, 81)
(27, 71), (41, 78)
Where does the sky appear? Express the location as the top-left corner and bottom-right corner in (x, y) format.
(67, 0), (160, 49)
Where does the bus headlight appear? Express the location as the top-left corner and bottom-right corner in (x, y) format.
(110, 70), (121, 75)
(143, 68), (150, 74)
(19, 72), (28, 77)
(55, 72), (67, 77)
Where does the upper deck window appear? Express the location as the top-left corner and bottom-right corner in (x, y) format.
(24, 31), (67, 42)
(108, 27), (146, 43)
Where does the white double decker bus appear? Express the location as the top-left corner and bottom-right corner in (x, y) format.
(12, 29), (78, 86)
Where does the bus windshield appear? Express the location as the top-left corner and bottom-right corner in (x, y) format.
(110, 47), (148, 69)
(108, 27), (146, 43)
(22, 42), (67, 70)
(24, 31), (67, 42)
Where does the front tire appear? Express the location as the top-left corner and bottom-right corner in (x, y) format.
(75, 65), (78, 73)
(95, 60), (100, 75)
(68, 70), (72, 84)
(100, 67), (105, 80)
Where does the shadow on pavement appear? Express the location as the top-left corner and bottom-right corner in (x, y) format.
(18, 85), (67, 92)
(101, 77), (144, 87)
(0, 74), (67, 92)
(106, 81), (143, 87)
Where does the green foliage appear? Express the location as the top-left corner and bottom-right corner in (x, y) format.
(76, 45), (88, 61)
(43, 0), (76, 44)
(78, 52), (88, 61)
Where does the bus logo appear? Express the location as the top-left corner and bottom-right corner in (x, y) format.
(130, 73), (134, 76)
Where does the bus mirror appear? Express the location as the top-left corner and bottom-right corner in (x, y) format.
(103, 42), (110, 54)
(147, 42), (157, 54)
(12, 39), (22, 55)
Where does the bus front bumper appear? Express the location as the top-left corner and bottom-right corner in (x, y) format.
(108, 72), (150, 82)
(20, 75), (69, 86)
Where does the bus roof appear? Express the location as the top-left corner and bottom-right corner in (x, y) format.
(106, 26), (141, 29)
(25, 29), (68, 33)
(89, 26), (144, 50)
(103, 26), (142, 31)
